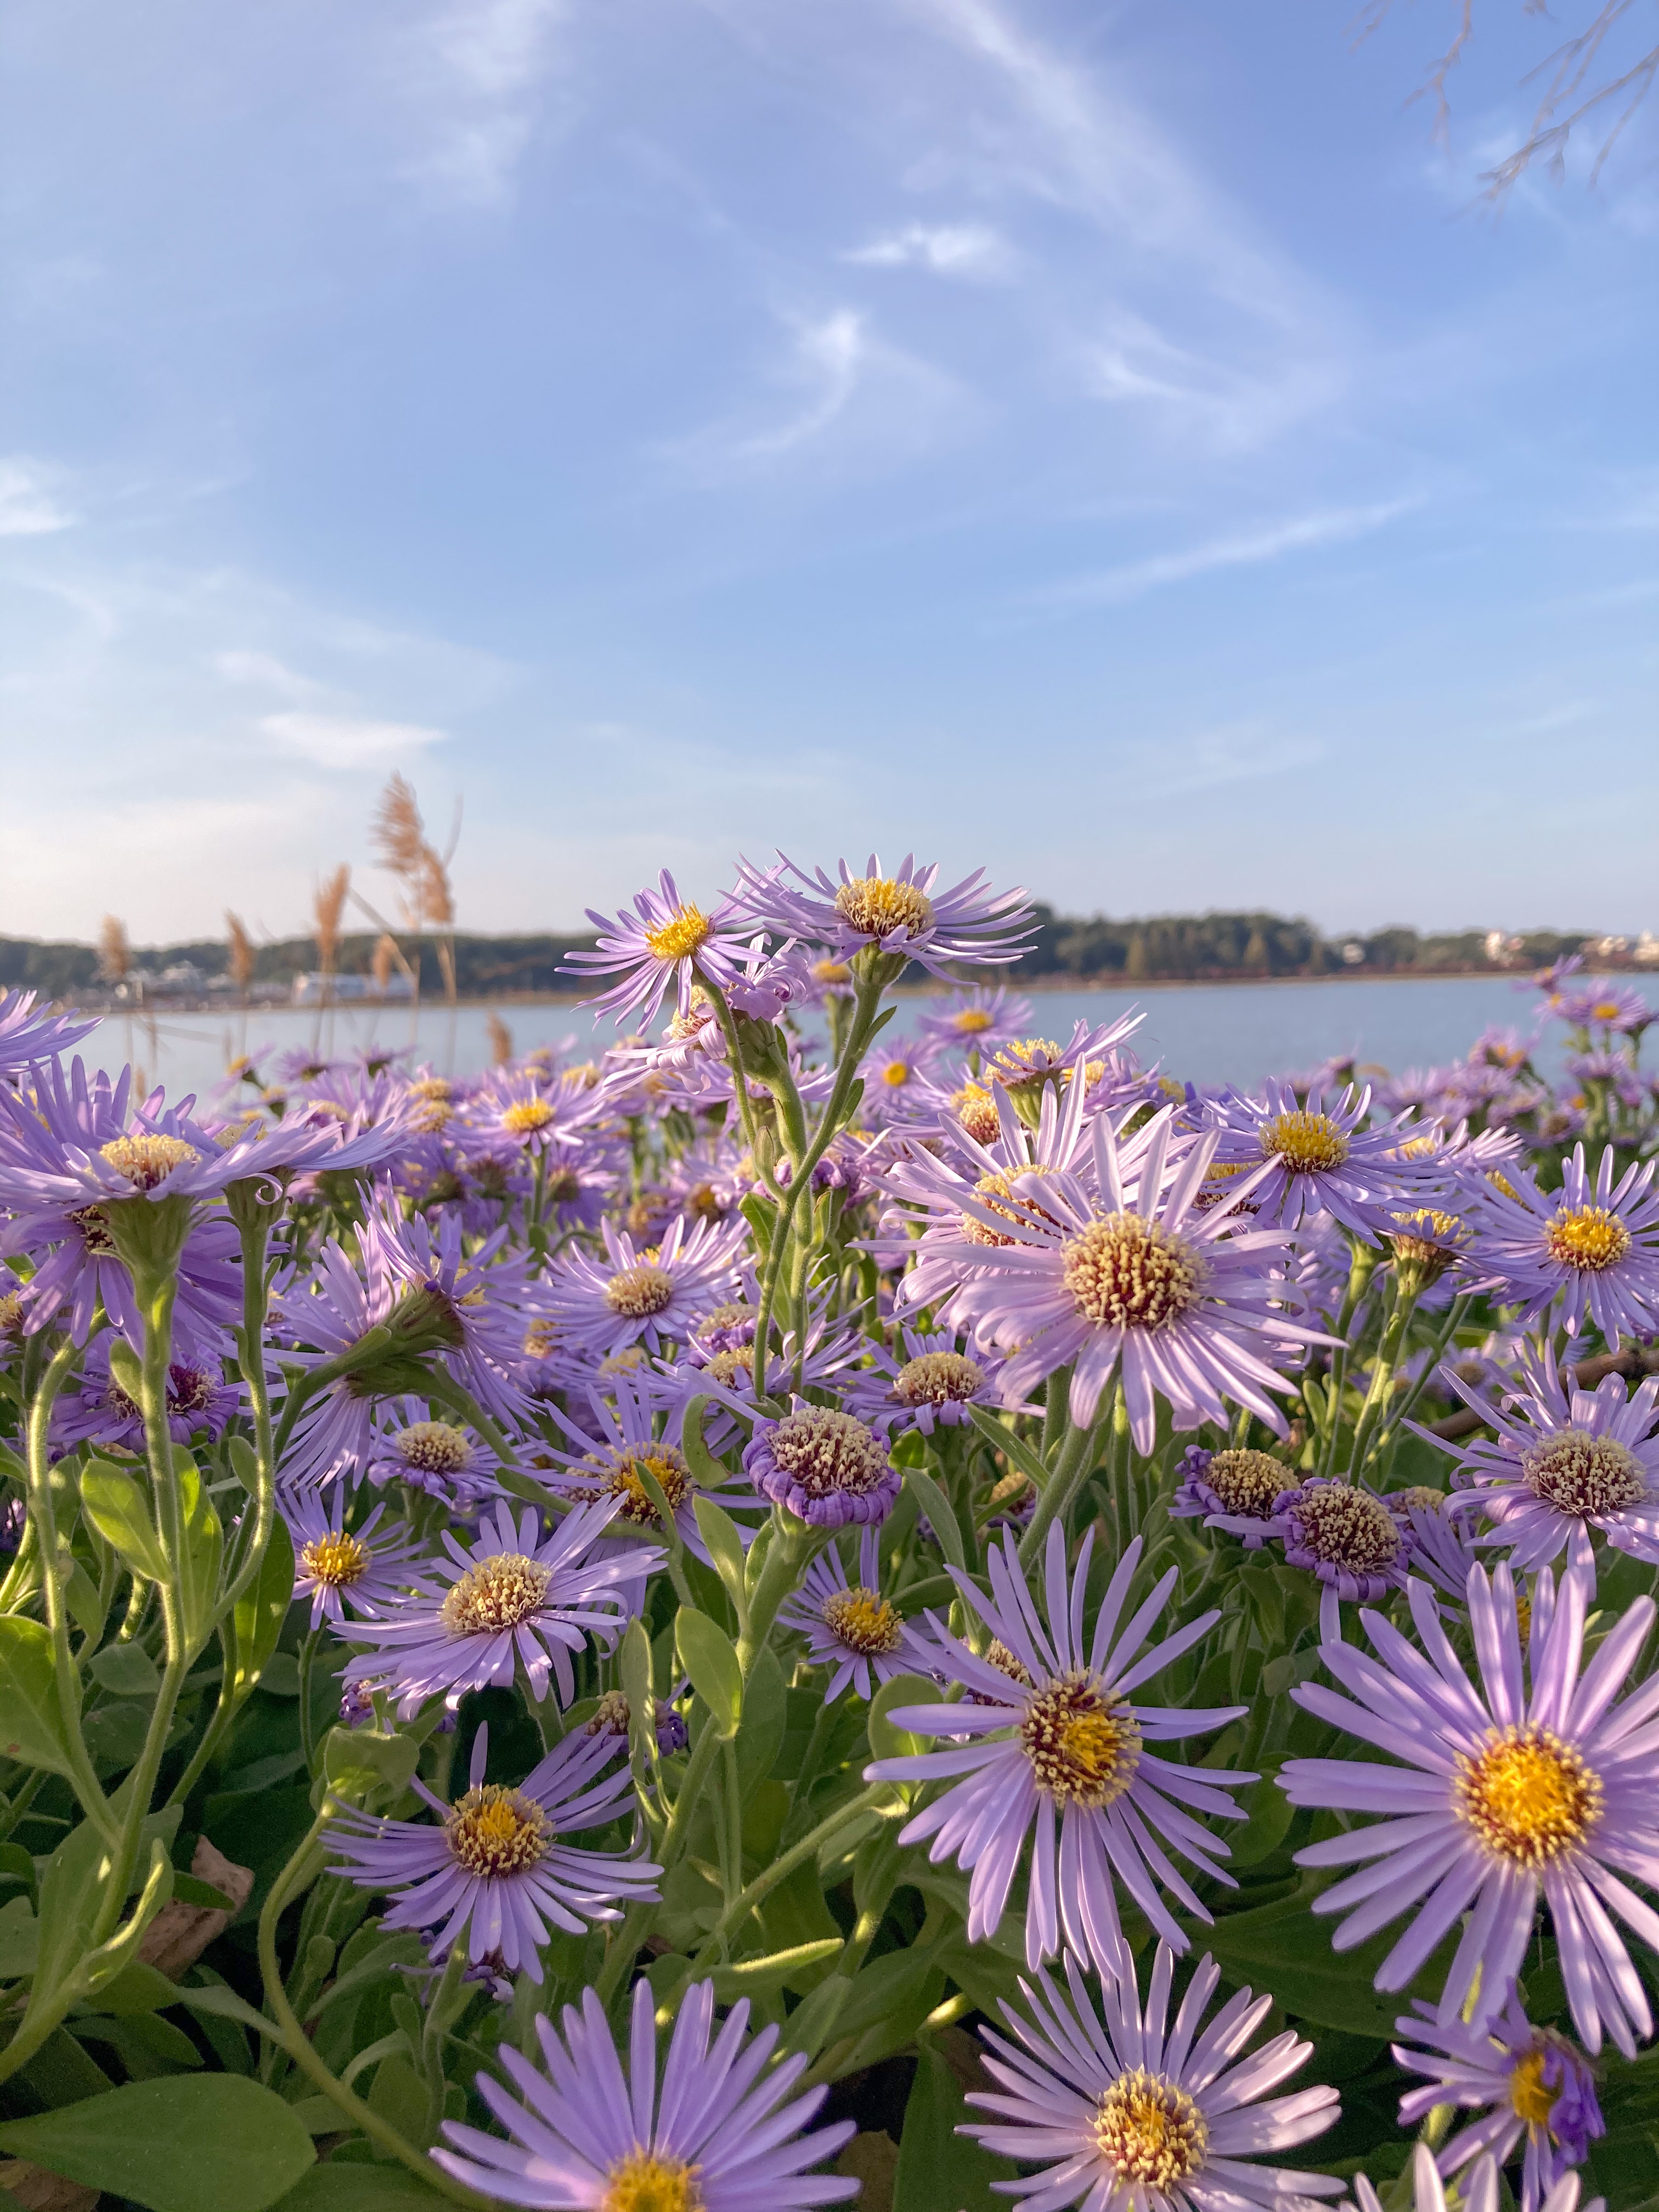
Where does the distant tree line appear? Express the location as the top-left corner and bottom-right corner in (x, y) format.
(0, 911), (1599, 1005)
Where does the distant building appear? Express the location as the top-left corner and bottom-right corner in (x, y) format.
(1483, 930), (1523, 965)
(1634, 933), (1659, 967)
(291, 972), (412, 1005)
(1339, 942), (1364, 966)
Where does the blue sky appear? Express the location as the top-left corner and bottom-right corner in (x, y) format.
(2, 0), (1654, 945)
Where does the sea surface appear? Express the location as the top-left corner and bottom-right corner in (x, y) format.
(75, 974), (1594, 1105)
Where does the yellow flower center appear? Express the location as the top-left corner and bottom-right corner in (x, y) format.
(1093, 2069), (1209, 2189)
(986, 1037), (1063, 1094)
(1199, 1449), (1289, 1520)
(1289, 1484), (1401, 1576)
(70, 1205), (118, 1256)
(1544, 1205), (1632, 1274)
(298, 1531), (370, 1588)
(1020, 1673), (1142, 1810)
(950, 1082), (1000, 1145)
(812, 958), (851, 984)
(706, 1346), (753, 1388)
(606, 1265), (676, 1319)
(1592, 1001), (1622, 1022)
(444, 1784), (551, 1877)
(1063, 1214), (1205, 1331)
(821, 1585), (903, 1656)
(393, 1421), (473, 1475)
(962, 1164), (1059, 1247)
(833, 876), (935, 942)
(881, 1060), (912, 1087)
(603, 1447), (692, 1528)
(411, 1077), (452, 1101)
(645, 906), (712, 964)
(99, 1134), (199, 1190)
(1523, 1432), (1645, 1517)
(1258, 1110), (1348, 1175)
(892, 1350), (984, 1408)
(601, 2150), (703, 2212)
(1455, 1724), (1602, 1867)
(524, 1319), (560, 1358)
(986, 1639), (1034, 1688)
(441, 1553), (553, 1637)
(503, 1099), (556, 1134)
(1509, 2046), (1558, 2128)
(951, 1007), (994, 1034)
(767, 1408), (891, 1500)
(0, 1291), (23, 1334)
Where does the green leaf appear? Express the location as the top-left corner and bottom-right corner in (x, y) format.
(87, 1959), (181, 2017)
(226, 1435), (262, 1495)
(682, 1395), (738, 1488)
(270, 2168), (452, 2210)
(0, 1615), (77, 1776)
(619, 1617), (656, 1774)
(895, 2042), (1017, 2212)
(176, 1982), (273, 2036)
(0, 2076), (316, 2212)
(80, 1460), (168, 1581)
(0, 1895), (39, 1980)
(74, 2008), (204, 2077)
(24, 1817), (120, 2022)
(176, 1459), (225, 1651)
(88, 1640), (162, 1697)
(865, 1671), (936, 1764)
(778, 1972), (851, 2061)
(734, 1642), (787, 1797)
(229, 1515), (297, 1707)
(904, 1466), (966, 1572)
(365, 2053), (432, 2150)
(675, 1611), (742, 1737)
(692, 1494), (748, 1608)
(320, 1727), (419, 1807)
(1195, 1888), (1443, 2038)
(170, 1874), (235, 1912)
(967, 1406), (1051, 1493)
(64, 1559), (105, 1643)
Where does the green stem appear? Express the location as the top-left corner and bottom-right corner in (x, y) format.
(1018, 1392), (1111, 1568)
(1317, 1239), (1380, 1479)
(1347, 1277), (1424, 1477)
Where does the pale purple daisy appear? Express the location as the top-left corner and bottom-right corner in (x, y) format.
(778, 1527), (912, 1702)
(541, 1214), (747, 1364)
(342, 1498), (651, 1717)
(866, 1525), (1252, 1970)
(364, 1402), (505, 1508)
(1282, 1562), (1659, 2056)
(1351, 2146), (1602, 2212)
(947, 1107), (1327, 1453)
(1435, 1344), (1659, 1576)
(1392, 1990), (1604, 2212)
(329, 1723), (659, 1983)
(0, 988), (96, 1075)
(1469, 1142), (1659, 1341)
(1553, 980), (1652, 1036)
(743, 1401), (900, 1528)
(434, 1976), (856, 2210)
(961, 1939), (1341, 2212)
(284, 1486), (427, 1628)
(362, 1195), (534, 1428)
(1200, 1080), (1430, 1238)
(1170, 1444), (1295, 1551)
(52, 1339), (240, 1452)
(561, 871), (757, 1025)
(915, 981), (1034, 1056)
(1273, 1477), (1415, 1603)
(732, 850), (1034, 977)
(544, 1374), (763, 1562)
(841, 1327), (1009, 1438)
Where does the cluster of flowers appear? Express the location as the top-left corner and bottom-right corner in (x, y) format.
(1, 861), (1656, 2212)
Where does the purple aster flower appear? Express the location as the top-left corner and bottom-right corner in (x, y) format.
(841, 1327), (1009, 1438)
(342, 1498), (652, 1717)
(915, 982), (1034, 1056)
(743, 1401), (900, 1528)
(948, 1108), (1328, 1454)
(434, 1976), (856, 2210)
(778, 1527), (913, 1702)
(1282, 1562), (1659, 2056)
(1564, 1053), (1646, 1110)
(961, 1938), (1341, 2212)
(1170, 1444), (1295, 1550)
(329, 1722), (659, 1983)
(1392, 1990), (1604, 2212)
(1470, 1143), (1659, 1340)
(1553, 980), (1652, 1036)
(52, 1339), (240, 1452)
(541, 1215), (747, 1364)
(283, 1486), (427, 1628)
(584, 1688), (690, 1758)
(861, 1039), (941, 1123)
(544, 1375), (763, 1563)
(980, 1016), (1149, 1125)
(866, 1525), (1252, 1969)
(1353, 2147), (1600, 2212)
(1273, 1476), (1415, 1603)
(0, 988), (96, 1075)
(1435, 1344), (1659, 1576)
(732, 850), (1034, 977)
(561, 870), (758, 1026)
(1201, 1080), (1430, 1238)
(1, 1495), (26, 1555)
(363, 1401), (505, 1508)
(362, 1195), (534, 1429)
(0, 1264), (30, 1364)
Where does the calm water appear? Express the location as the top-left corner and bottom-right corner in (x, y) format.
(81, 975), (1579, 1105)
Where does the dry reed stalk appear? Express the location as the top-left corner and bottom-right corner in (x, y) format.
(313, 865), (351, 998)
(98, 916), (131, 987)
(487, 1011), (514, 1065)
(225, 912), (255, 999)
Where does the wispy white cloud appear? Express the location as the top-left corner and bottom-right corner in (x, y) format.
(261, 712), (448, 770)
(1080, 314), (1341, 456)
(0, 458), (77, 538)
(842, 222), (1009, 278)
(1039, 498), (1423, 606)
(404, 0), (567, 207)
(214, 650), (329, 703)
